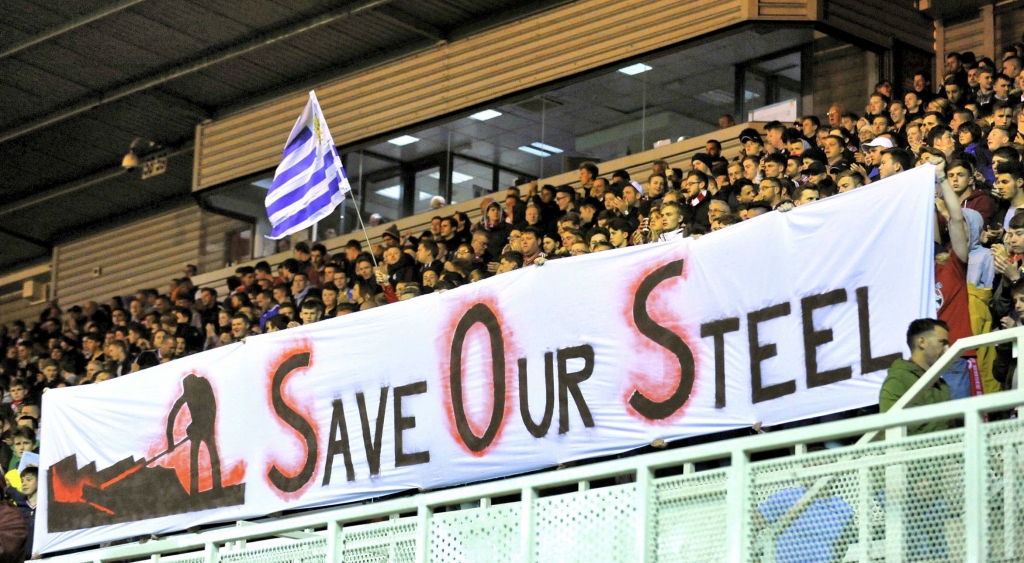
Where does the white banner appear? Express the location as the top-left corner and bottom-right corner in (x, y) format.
(37, 167), (937, 554)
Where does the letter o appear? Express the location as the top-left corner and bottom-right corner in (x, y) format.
(449, 303), (506, 452)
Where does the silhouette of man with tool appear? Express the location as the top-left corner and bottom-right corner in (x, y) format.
(166, 374), (221, 494)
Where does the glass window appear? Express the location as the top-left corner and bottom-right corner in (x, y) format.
(451, 158), (496, 204)
(413, 167), (441, 215)
(363, 173), (402, 224)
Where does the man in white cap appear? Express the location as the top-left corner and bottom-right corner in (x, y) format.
(861, 136), (893, 181)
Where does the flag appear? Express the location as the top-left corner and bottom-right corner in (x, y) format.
(265, 91), (350, 239)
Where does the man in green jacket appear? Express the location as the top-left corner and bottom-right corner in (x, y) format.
(880, 319), (952, 434)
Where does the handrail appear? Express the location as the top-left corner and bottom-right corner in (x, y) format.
(42, 386), (1024, 562)
(856, 325), (1024, 444)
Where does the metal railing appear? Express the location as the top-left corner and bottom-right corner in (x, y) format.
(859, 324), (1024, 444)
(44, 328), (1024, 563)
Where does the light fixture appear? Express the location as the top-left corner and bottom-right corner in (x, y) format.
(618, 63), (652, 76)
(376, 185), (401, 199)
(428, 171), (474, 183)
(470, 109), (502, 121)
(518, 146), (550, 157)
(121, 137), (155, 169)
(388, 135), (419, 146)
(530, 142), (563, 153)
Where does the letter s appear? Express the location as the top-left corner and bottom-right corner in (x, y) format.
(268, 352), (318, 493)
(628, 259), (695, 420)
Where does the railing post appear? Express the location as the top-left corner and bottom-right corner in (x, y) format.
(325, 520), (340, 563)
(884, 451), (906, 563)
(521, 487), (536, 563)
(964, 409), (985, 563)
(725, 448), (749, 563)
(857, 466), (871, 562)
(415, 501), (431, 563)
(1004, 444), (1018, 559)
(636, 466), (653, 563)
(203, 542), (219, 563)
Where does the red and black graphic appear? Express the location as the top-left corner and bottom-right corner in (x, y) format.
(47, 374), (245, 532)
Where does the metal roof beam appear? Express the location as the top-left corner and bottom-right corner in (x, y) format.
(373, 6), (447, 42)
(0, 0), (395, 145)
(0, 0), (149, 60)
(0, 226), (50, 249)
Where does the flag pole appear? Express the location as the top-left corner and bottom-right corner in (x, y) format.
(350, 151), (378, 268)
(351, 201), (378, 269)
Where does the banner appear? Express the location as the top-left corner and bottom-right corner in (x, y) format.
(37, 166), (937, 553)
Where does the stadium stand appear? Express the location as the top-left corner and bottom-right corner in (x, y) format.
(3, 0), (1024, 561)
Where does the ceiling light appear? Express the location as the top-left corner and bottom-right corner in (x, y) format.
(388, 135), (419, 146)
(376, 185), (401, 199)
(518, 146), (551, 157)
(121, 137), (156, 169)
(470, 109), (502, 121)
(531, 142), (563, 154)
(428, 171), (474, 183)
(698, 89), (734, 105)
(618, 63), (652, 76)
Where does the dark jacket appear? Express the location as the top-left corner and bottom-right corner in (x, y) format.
(386, 254), (416, 287)
(683, 193), (712, 232)
(0, 501), (26, 563)
(479, 203), (513, 253)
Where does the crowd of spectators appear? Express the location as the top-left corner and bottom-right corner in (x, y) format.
(4, 41), (1024, 558)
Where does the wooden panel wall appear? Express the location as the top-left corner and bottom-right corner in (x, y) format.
(944, 12), (988, 60)
(995, 0), (1024, 53)
(813, 41), (870, 118)
(53, 207), (248, 310)
(0, 265), (51, 327)
(823, 0), (934, 51)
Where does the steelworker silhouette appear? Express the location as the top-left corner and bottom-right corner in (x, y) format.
(166, 374), (222, 494)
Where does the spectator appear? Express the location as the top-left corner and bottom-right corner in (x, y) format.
(298, 300), (325, 325)
(0, 476), (25, 563)
(880, 319), (951, 434)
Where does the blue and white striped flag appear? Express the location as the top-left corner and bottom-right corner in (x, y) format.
(265, 91), (350, 239)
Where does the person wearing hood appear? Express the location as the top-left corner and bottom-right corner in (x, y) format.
(478, 201), (512, 255)
(962, 207), (1000, 394)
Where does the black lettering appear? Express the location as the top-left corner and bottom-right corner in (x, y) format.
(518, 353), (554, 438)
(268, 353), (318, 493)
(558, 345), (595, 433)
(802, 289), (852, 388)
(748, 302), (796, 403)
(322, 399), (355, 485)
(356, 387), (389, 476)
(449, 304), (506, 452)
(857, 287), (901, 374)
(394, 381), (430, 468)
(628, 259), (696, 420)
(700, 317), (740, 408)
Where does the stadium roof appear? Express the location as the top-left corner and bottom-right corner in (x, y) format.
(0, 0), (571, 271)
